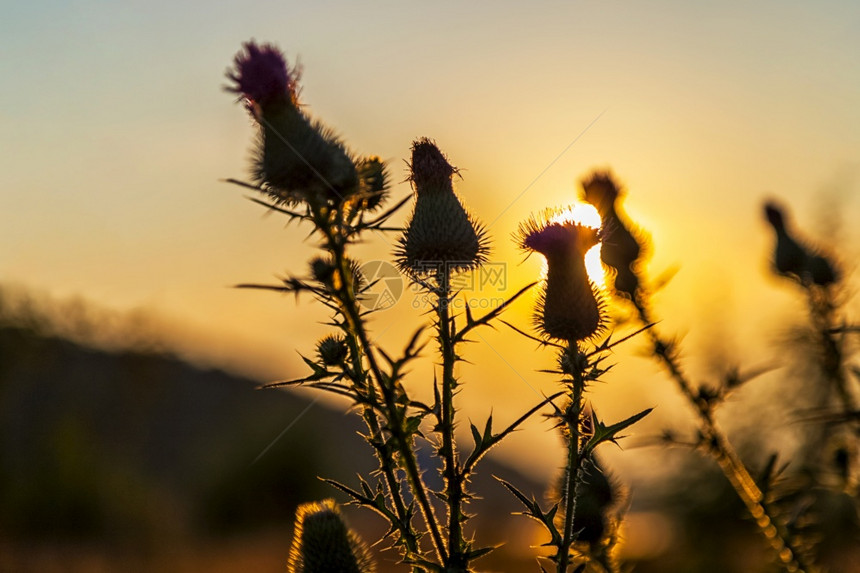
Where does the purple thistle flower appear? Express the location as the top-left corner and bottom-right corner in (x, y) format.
(517, 213), (603, 342)
(225, 40), (297, 108)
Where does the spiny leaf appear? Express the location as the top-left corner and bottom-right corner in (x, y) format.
(496, 478), (563, 546)
(585, 408), (653, 455)
(454, 282), (537, 342)
(585, 322), (656, 358)
(465, 546), (496, 560)
(500, 319), (564, 348)
(463, 392), (563, 475)
(470, 422), (482, 451)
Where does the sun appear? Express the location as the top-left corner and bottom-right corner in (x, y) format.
(549, 203), (605, 287)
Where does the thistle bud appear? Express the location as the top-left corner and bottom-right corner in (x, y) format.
(310, 256), (365, 294)
(310, 257), (337, 285)
(396, 139), (488, 276)
(518, 214), (604, 342)
(287, 499), (374, 573)
(226, 40), (359, 206)
(354, 156), (389, 211)
(316, 335), (349, 366)
(550, 456), (617, 549)
(580, 171), (643, 300)
(763, 201), (839, 287)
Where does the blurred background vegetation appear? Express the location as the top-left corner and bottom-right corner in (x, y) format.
(2, 279), (858, 572)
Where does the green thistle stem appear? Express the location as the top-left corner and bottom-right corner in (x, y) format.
(635, 302), (813, 573)
(558, 343), (587, 573)
(342, 330), (421, 566)
(319, 215), (448, 565)
(436, 267), (467, 571)
(315, 209), (421, 566)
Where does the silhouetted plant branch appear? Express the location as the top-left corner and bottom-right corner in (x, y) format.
(578, 171), (819, 573)
(219, 39), (856, 573)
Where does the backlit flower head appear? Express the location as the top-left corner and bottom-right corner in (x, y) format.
(287, 499), (374, 573)
(517, 211), (604, 342)
(225, 40), (298, 110)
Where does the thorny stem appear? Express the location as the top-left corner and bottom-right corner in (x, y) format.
(342, 330), (421, 567)
(635, 302), (814, 573)
(558, 343), (587, 573)
(316, 212), (420, 566)
(319, 215), (448, 566)
(436, 268), (467, 571)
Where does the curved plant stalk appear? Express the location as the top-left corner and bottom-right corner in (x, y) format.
(634, 301), (814, 573)
(319, 218), (449, 566)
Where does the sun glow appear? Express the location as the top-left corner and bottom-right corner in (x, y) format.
(549, 203), (605, 288)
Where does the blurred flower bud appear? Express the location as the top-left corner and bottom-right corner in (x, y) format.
(581, 171), (621, 218)
(551, 457), (617, 549)
(807, 253), (839, 286)
(354, 156), (389, 211)
(764, 202), (809, 279)
(763, 201), (839, 287)
(310, 257), (336, 286)
(518, 214), (603, 342)
(580, 171), (643, 300)
(287, 499), (374, 573)
(310, 256), (365, 294)
(317, 334), (349, 366)
(397, 139), (488, 276)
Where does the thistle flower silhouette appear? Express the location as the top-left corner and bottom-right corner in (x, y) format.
(549, 455), (619, 552)
(317, 334), (349, 366)
(580, 171), (643, 299)
(517, 213), (603, 341)
(764, 201), (839, 286)
(354, 156), (389, 211)
(287, 499), (375, 573)
(396, 138), (489, 276)
(226, 41), (298, 109)
(226, 40), (359, 206)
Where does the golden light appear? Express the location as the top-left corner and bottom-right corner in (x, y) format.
(549, 203), (606, 288)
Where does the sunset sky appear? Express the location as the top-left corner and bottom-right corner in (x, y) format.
(2, 1), (859, 479)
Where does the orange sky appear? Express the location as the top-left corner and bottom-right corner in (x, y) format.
(2, 0), (859, 480)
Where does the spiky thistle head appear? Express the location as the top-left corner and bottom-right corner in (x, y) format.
(316, 334), (349, 366)
(396, 138), (489, 277)
(517, 210), (604, 342)
(310, 256), (365, 295)
(354, 156), (390, 211)
(226, 40), (359, 208)
(225, 40), (298, 113)
(548, 454), (619, 549)
(287, 499), (374, 573)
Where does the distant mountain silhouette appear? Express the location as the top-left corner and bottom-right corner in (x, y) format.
(0, 314), (544, 570)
